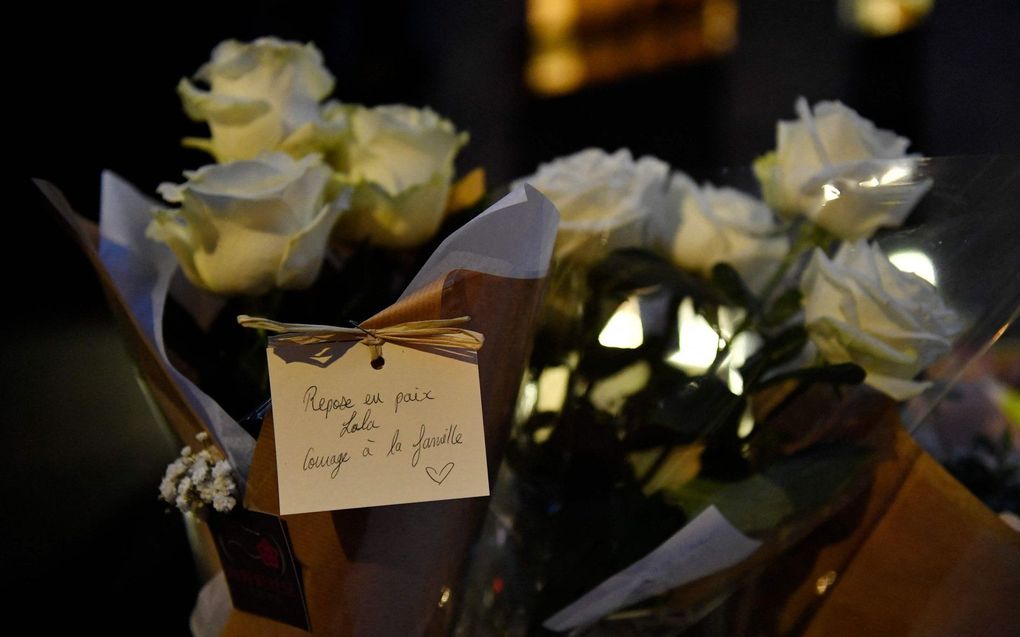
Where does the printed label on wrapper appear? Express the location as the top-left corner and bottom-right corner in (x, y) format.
(207, 508), (310, 630)
(266, 339), (489, 514)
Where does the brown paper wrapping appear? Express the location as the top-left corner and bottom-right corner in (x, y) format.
(40, 179), (547, 635)
(676, 389), (1020, 637)
(234, 270), (545, 636)
(42, 181), (1018, 635)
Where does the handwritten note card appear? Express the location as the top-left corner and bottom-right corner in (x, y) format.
(266, 340), (489, 515)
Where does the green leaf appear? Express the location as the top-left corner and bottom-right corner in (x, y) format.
(764, 287), (803, 325)
(740, 325), (808, 386)
(588, 249), (717, 303)
(667, 443), (872, 535)
(758, 362), (866, 389)
(647, 375), (746, 440)
(710, 262), (760, 315)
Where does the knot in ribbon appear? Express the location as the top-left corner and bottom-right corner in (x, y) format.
(237, 315), (484, 363)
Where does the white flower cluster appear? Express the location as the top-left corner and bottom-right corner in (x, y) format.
(158, 433), (237, 514)
(149, 37), (468, 296)
(514, 148), (789, 295)
(515, 99), (961, 400)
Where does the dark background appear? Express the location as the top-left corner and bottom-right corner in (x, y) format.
(7, 0), (1019, 632)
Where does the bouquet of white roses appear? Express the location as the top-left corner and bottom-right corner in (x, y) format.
(39, 36), (562, 637)
(451, 99), (991, 636)
(37, 34), (1019, 635)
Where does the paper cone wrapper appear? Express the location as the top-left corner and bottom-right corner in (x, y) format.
(648, 385), (1020, 635)
(38, 176), (559, 636)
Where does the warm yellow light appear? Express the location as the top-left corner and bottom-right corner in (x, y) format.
(533, 425), (554, 444)
(737, 406), (755, 438)
(702, 0), (738, 53)
(528, 0), (580, 41)
(822, 183), (842, 202)
(841, 0), (934, 37)
(879, 164), (911, 184)
(599, 295), (645, 349)
(667, 297), (720, 374)
(590, 361), (651, 416)
(888, 249), (937, 286)
(526, 46), (586, 96)
(537, 365), (572, 412)
(518, 380), (539, 419)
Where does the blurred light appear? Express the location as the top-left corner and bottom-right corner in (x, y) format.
(737, 405), (755, 438)
(880, 164), (911, 184)
(526, 46), (586, 96)
(533, 425), (554, 444)
(840, 0), (934, 37)
(599, 295), (644, 349)
(528, 0), (579, 40)
(518, 380), (539, 418)
(590, 361), (651, 416)
(728, 368), (744, 394)
(537, 366), (571, 412)
(860, 164), (913, 188)
(816, 570), (838, 595)
(888, 249), (937, 285)
(667, 297), (720, 374)
(982, 379), (1020, 428)
(702, 0), (739, 53)
(438, 586), (452, 608)
(822, 183), (842, 202)
(725, 332), (762, 395)
(717, 305), (746, 340)
(526, 0), (738, 96)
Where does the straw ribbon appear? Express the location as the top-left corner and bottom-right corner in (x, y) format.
(237, 315), (484, 363)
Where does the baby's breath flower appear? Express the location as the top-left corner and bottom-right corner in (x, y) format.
(159, 433), (237, 514)
(165, 458), (188, 481)
(159, 477), (177, 502)
(212, 494), (237, 513)
(211, 460), (232, 479)
(191, 457), (209, 482)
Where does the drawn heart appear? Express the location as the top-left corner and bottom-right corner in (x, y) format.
(426, 462), (455, 485)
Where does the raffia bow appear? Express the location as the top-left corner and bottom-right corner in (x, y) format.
(237, 314), (484, 363)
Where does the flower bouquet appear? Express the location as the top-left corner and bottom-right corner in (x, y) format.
(451, 108), (1020, 634)
(37, 33), (1020, 636)
(39, 36), (559, 636)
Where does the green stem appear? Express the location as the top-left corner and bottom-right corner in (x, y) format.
(706, 315), (752, 376)
(705, 220), (821, 378)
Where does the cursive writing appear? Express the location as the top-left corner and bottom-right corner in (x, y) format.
(411, 423), (463, 467)
(338, 408), (380, 438)
(303, 385), (354, 420)
(395, 388), (435, 413)
(303, 447), (351, 479)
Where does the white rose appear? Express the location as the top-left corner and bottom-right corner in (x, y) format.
(330, 104), (468, 248)
(755, 98), (931, 240)
(646, 174), (789, 294)
(148, 153), (348, 296)
(513, 148), (670, 261)
(800, 241), (963, 400)
(178, 37), (344, 162)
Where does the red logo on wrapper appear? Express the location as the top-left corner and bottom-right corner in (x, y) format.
(208, 508), (310, 630)
(256, 536), (282, 571)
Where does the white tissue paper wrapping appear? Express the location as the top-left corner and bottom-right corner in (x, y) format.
(544, 505), (761, 632)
